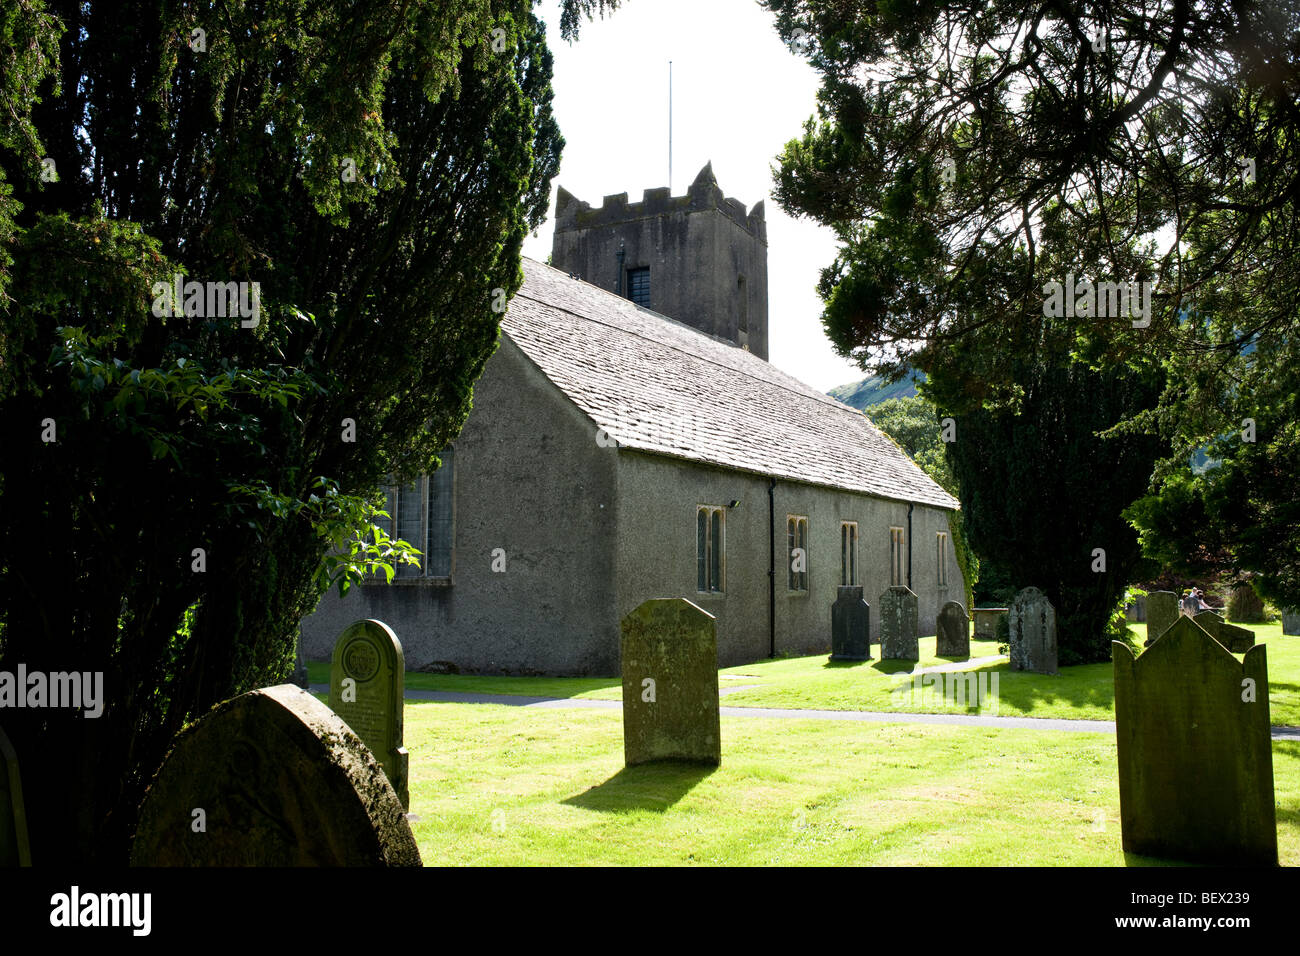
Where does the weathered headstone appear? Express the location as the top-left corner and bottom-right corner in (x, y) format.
(620, 598), (721, 767)
(936, 601), (970, 658)
(1220, 622), (1257, 653)
(971, 607), (1008, 640)
(329, 619), (408, 810)
(1125, 594), (1147, 623)
(1113, 617), (1276, 865)
(1282, 608), (1300, 636)
(830, 586), (870, 662)
(1192, 610), (1226, 648)
(0, 726), (32, 866)
(1009, 587), (1058, 675)
(1144, 591), (1179, 647)
(131, 684), (420, 866)
(878, 587), (919, 661)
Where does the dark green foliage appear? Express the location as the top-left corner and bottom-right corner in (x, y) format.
(944, 361), (1165, 665)
(0, 0), (570, 863)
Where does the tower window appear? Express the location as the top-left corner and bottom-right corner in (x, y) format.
(627, 267), (650, 307)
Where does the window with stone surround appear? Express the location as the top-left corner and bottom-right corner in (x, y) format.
(788, 515), (809, 591)
(371, 448), (454, 582)
(936, 531), (948, 588)
(697, 505), (724, 593)
(890, 526), (905, 587)
(841, 521), (858, 586)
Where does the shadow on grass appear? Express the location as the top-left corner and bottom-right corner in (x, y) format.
(562, 761), (717, 814)
(822, 658), (872, 669)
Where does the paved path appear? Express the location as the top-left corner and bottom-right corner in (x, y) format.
(308, 684), (1300, 738)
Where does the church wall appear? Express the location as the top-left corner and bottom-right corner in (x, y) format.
(615, 451), (966, 666)
(299, 337), (621, 675)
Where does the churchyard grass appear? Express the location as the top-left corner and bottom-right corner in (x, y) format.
(400, 701), (1300, 865)
(306, 622), (1300, 725)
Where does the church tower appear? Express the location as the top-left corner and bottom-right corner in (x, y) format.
(551, 162), (769, 360)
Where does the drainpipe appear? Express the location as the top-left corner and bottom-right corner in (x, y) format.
(907, 503), (914, 590)
(768, 477), (777, 658)
(615, 241), (626, 297)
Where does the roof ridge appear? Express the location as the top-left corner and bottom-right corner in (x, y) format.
(515, 261), (854, 416)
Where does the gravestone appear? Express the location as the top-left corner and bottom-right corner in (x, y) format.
(971, 608), (1008, 640)
(830, 586), (871, 662)
(936, 601), (970, 658)
(1009, 587), (1057, 675)
(1282, 608), (1300, 636)
(291, 643), (309, 690)
(878, 587), (919, 661)
(1192, 611), (1229, 650)
(1113, 617), (1276, 865)
(131, 684), (420, 866)
(620, 598), (721, 767)
(329, 619), (408, 810)
(1144, 591), (1179, 647)
(1219, 622), (1256, 653)
(1125, 594), (1146, 623)
(0, 725), (32, 866)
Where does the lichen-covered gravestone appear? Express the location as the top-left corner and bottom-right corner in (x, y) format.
(0, 725), (32, 866)
(620, 598), (721, 766)
(1190, 610), (1254, 653)
(936, 601), (970, 658)
(131, 684), (421, 866)
(1143, 591), (1179, 647)
(1113, 617), (1276, 865)
(1283, 608), (1300, 636)
(878, 586), (919, 661)
(1009, 587), (1057, 675)
(329, 619), (408, 810)
(830, 586), (870, 662)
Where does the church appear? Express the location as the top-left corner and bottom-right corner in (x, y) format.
(299, 164), (964, 674)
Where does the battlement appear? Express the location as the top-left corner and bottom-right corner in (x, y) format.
(555, 162), (766, 244)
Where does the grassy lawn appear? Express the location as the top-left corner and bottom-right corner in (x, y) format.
(309, 622), (1300, 726)
(401, 702), (1300, 866)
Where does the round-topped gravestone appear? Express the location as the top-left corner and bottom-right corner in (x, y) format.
(936, 601), (970, 658)
(329, 619), (408, 810)
(130, 684), (420, 866)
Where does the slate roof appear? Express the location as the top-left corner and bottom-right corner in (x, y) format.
(502, 258), (959, 510)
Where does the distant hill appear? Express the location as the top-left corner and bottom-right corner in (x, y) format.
(827, 371), (924, 410)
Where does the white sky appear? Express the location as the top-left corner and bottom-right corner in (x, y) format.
(520, 0), (864, 393)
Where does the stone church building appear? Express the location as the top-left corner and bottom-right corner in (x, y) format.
(299, 164), (964, 674)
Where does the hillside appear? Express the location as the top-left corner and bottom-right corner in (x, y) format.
(827, 371), (924, 410)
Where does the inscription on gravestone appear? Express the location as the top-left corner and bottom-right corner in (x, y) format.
(879, 586), (919, 661)
(1144, 591), (1179, 647)
(0, 725), (32, 866)
(329, 620), (408, 810)
(936, 601), (970, 658)
(621, 598), (721, 767)
(1113, 617), (1276, 865)
(830, 586), (871, 662)
(1009, 587), (1057, 675)
(131, 684), (420, 866)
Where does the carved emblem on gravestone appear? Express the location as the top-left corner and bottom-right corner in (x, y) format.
(1113, 617), (1277, 865)
(130, 685), (420, 866)
(1009, 587), (1057, 675)
(329, 620), (408, 810)
(620, 598), (721, 767)
(830, 586), (871, 662)
(878, 586), (919, 661)
(936, 601), (970, 658)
